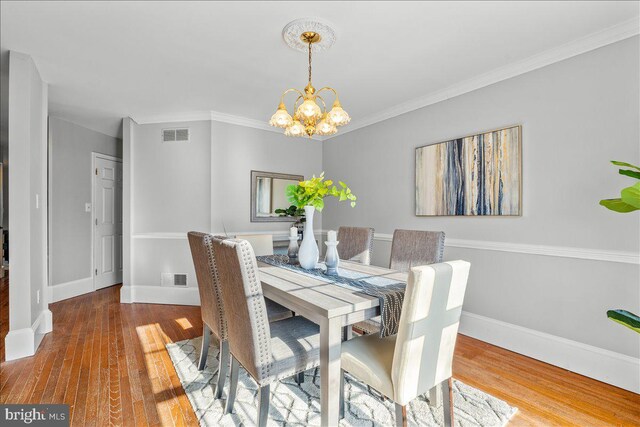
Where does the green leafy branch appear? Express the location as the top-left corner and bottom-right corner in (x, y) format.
(599, 161), (640, 213)
(286, 172), (357, 212)
(274, 205), (306, 217)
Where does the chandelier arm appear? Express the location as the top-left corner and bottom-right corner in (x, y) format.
(315, 95), (327, 112)
(316, 87), (340, 104)
(280, 88), (305, 106)
(292, 95), (304, 117)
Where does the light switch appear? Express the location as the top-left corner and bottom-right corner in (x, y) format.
(85, 203), (92, 212)
(35, 194), (39, 209)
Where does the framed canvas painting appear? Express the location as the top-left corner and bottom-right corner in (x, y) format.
(415, 125), (522, 216)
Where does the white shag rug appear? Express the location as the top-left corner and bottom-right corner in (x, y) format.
(166, 337), (517, 426)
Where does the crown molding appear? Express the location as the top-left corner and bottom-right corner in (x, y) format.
(129, 18), (638, 142)
(323, 17), (640, 140)
(131, 110), (324, 141)
(131, 110), (212, 124)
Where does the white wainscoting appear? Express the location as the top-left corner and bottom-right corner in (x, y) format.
(48, 276), (94, 303)
(129, 285), (200, 306)
(123, 229), (639, 392)
(369, 232), (639, 265)
(459, 311), (640, 393)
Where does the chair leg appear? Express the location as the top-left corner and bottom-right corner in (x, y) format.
(428, 384), (441, 407)
(198, 324), (211, 371)
(339, 369), (345, 420)
(295, 371), (305, 385)
(224, 356), (239, 415)
(342, 325), (352, 341)
(394, 403), (407, 427)
(214, 339), (229, 400)
(257, 384), (270, 427)
(442, 377), (454, 427)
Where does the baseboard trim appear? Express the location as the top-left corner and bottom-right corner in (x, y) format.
(49, 276), (93, 302)
(459, 311), (640, 393)
(123, 285), (200, 306)
(4, 309), (53, 361)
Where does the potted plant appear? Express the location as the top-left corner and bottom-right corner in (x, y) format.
(274, 205), (306, 236)
(600, 160), (640, 334)
(286, 172), (357, 269)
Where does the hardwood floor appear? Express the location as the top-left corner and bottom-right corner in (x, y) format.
(1, 277), (639, 426)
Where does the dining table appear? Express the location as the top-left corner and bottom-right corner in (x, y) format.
(257, 259), (408, 427)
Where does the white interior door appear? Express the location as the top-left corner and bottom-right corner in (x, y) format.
(93, 155), (122, 290)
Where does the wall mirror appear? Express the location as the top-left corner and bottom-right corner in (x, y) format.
(250, 170), (304, 222)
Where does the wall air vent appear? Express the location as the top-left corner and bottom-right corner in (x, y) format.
(162, 128), (190, 142)
(161, 273), (188, 287)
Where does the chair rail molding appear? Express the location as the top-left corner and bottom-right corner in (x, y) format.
(365, 232), (639, 265)
(132, 230), (324, 241)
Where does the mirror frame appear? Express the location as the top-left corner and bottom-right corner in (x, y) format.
(250, 170), (304, 222)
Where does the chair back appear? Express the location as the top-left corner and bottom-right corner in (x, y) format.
(337, 226), (375, 265)
(187, 232), (227, 340)
(236, 234), (274, 256)
(210, 236), (273, 383)
(389, 229), (445, 272)
(391, 261), (470, 405)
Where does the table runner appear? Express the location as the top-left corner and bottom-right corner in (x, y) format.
(257, 255), (406, 337)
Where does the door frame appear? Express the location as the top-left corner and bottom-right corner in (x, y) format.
(91, 152), (122, 291)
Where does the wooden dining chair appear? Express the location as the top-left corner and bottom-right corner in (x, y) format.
(210, 236), (322, 427)
(187, 232), (294, 401)
(354, 229), (445, 335)
(340, 261), (470, 427)
(337, 226), (375, 265)
(235, 233), (274, 256)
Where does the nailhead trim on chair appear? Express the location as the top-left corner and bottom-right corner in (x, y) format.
(237, 240), (272, 383)
(204, 234), (228, 339)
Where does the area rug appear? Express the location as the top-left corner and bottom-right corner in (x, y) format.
(166, 337), (517, 426)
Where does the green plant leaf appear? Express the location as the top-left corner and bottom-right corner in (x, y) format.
(599, 198), (639, 213)
(621, 182), (640, 208)
(607, 309), (640, 334)
(339, 181), (347, 188)
(611, 161), (640, 171)
(619, 169), (640, 180)
(350, 201), (356, 208)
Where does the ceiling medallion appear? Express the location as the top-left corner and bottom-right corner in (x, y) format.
(269, 18), (350, 139)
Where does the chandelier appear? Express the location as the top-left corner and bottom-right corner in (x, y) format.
(269, 22), (350, 138)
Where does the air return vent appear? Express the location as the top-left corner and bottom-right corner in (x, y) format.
(162, 128), (190, 142)
(161, 273), (188, 287)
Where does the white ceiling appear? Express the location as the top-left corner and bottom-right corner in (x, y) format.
(1, 1), (638, 138)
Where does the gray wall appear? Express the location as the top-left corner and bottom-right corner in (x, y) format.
(7, 51), (48, 330)
(323, 37), (640, 357)
(49, 117), (122, 285)
(129, 120), (323, 288)
(0, 50), (8, 230)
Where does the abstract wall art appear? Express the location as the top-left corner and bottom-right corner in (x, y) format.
(415, 125), (522, 216)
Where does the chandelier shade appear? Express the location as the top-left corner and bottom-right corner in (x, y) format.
(269, 24), (350, 139)
(269, 103), (293, 128)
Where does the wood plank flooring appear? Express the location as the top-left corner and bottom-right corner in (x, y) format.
(1, 276), (639, 426)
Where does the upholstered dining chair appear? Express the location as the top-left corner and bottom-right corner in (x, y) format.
(354, 229), (446, 335)
(340, 261), (470, 427)
(235, 233), (274, 256)
(187, 232), (294, 401)
(389, 229), (446, 273)
(337, 226), (375, 265)
(210, 236), (322, 427)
